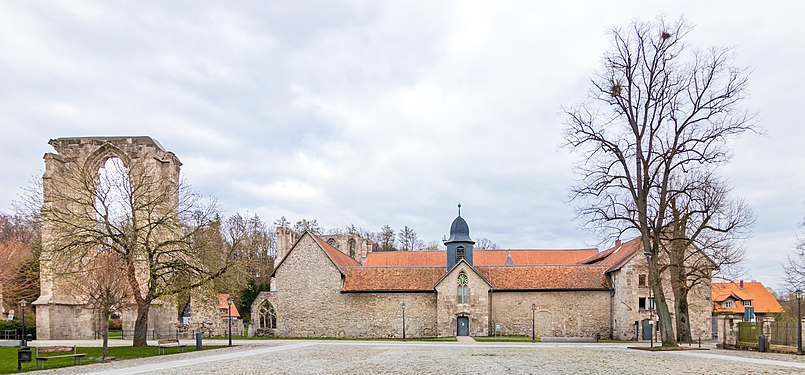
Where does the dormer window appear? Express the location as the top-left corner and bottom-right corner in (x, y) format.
(457, 246), (465, 261)
(724, 300), (734, 308)
(743, 300), (751, 307)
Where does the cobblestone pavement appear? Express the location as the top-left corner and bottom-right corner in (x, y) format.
(37, 340), (805, 375)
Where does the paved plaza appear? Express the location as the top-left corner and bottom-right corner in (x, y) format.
(30, 339), (805, 374)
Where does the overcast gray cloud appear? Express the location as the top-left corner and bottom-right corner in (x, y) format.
(1, 1), (803, 291)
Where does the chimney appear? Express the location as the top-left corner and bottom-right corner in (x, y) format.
(739, 280), (744, 289)
(615, 239), (622, 248)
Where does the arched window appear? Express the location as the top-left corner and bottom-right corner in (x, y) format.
(456, 246), (465, 262)
(457, 272), (469, 304)
(348, 239), (356, 258)
(327, 238), (337, 247)
(258, 301), (277, 329)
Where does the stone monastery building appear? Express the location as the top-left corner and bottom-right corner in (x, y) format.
(252, 212), (713, 339)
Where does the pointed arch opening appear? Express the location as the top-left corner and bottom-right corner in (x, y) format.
(258, 301), (277, 329)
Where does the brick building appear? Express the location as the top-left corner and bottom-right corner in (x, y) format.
(251, 212), (712, 339)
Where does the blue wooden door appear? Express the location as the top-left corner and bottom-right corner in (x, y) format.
(641, 319), (652, 340)
(457, 317), (469, 336)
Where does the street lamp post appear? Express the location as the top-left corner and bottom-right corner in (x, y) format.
(227, 297), (234, 347)
(644, 252), (654, 348)
(531, 303), (537, 343)
(649, 287), (654, 348)
(796, 289), (803, 356)
(401, 302), (406, 341)
(19, 300), (28, 347)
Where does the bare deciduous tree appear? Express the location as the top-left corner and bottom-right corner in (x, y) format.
(398, 226), (418, 251)
(475, 238), (499, 250)
(784, 225), (805, 292)
(71, 252), (132, 358)
(563, 17), (757, 346)
(660, 172), (753, 342)
(41, 156), (236, 347)
(378, 225), (396, 251)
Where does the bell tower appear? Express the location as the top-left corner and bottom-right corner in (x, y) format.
(445, 203), (475, 270)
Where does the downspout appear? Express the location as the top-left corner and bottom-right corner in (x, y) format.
(609, 273), (615, 339)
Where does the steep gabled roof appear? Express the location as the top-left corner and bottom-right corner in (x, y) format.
(432, 259), (493, 289)
(340, 267), (444, 292)
(477, 265), (610, 290)
(311, 234), (362, 269)
(271, 231), (361, 277)
(217, 293), (240, 318)
(363, 251), (445, 267)
(712, 281), (784, 314)
(578, 237), (643, 273)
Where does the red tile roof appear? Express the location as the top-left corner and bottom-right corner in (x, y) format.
(218, 294), (240, 318)
(363, 249), (599, 267)
(579, 237), (643, 272)
(712, 282), (784, 314)
(341, 267), (445, 292)
(363, 251), (446, 267)
(477, 265), (610, 290)
(311, 234), (362, 269)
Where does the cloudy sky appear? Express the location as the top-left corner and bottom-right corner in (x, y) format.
(1, 1), (803, 291)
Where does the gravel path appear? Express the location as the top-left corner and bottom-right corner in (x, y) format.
(38, 341), (805, 374)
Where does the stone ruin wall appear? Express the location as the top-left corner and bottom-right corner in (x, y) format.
(33, 136), (180, 339)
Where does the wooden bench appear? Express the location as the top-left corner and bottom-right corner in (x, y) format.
(157, 338), (187, 354)
(35, 345), (86, 369)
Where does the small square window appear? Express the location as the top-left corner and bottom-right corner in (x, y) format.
(638, 274), (647, 287)
(743, 300), (751, 307)
(724, 300), (734, 308)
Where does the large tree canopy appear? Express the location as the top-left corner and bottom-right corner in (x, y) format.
(563, 17), (757, 346)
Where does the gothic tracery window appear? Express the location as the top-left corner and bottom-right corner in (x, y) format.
(457, 272), (469, 304)
(327, 238), (337, 247)
(259, 301), (277, 329)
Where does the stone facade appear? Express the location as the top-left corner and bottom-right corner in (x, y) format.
(255, 234), (436, 338)
(434, 262), (491, 337)
(34, 137), (179, 339)
(490, 291), (610, 338)
(253, 216), (713, 341)
(276, 227), (374, 263)
(610, 252), (712, 341)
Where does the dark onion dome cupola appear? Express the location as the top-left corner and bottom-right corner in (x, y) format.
(445, 203), (475, 270)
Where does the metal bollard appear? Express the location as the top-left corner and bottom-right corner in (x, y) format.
(195, 332), (203, 351)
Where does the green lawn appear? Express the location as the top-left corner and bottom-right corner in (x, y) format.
(473, 336), (538, 342)
(0, 345), (224, 373)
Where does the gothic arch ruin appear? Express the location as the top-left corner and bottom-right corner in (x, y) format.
(33, 136), (181, 339)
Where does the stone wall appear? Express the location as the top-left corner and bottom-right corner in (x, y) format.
(434, 262), (490, 337)
(34, 136), (181, 339)
(254, 233), (437, 338)
(610, 253), (712, 341)
(490, 291), (610, 338)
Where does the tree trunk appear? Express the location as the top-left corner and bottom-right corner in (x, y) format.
(133, 303), (150, 347)
(668, 242), (693, 342)
(102, 313), (109, 358)
(674, 288), (692, 342)
(646, 252), (677, 347)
